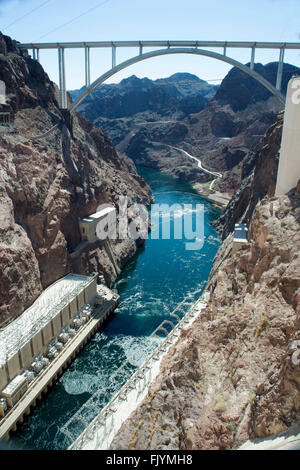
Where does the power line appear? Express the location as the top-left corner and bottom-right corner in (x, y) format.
(33, 0), (112, 42)
(2, 0), (53, 31)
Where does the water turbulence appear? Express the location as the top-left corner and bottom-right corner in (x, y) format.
(8, 166), (221, 450)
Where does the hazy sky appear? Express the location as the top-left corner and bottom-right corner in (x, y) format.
(0, 0), (300, 89)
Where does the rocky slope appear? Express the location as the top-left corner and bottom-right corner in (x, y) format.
(71, 63), (299, 194)
(214, 111), (283, 239)
(0, 32), (152, 327)
(71, 73), (217, 128)
(110, 116), (300, 450)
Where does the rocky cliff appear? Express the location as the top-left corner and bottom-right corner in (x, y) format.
(71, 73), (217, 125)
(110, 116), (300, 450)
(214, 111), (283, 239)
(0, 32), (152, 327)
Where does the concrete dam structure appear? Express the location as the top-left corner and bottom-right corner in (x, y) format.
(0, 272), (120, 440)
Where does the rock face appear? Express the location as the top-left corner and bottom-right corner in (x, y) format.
(71, 73), (217, 123)
(0, 32), (152, 327)
(111, 184), (300, 450)
(214, 112), (283, 239)
(71, 63), (299, 192)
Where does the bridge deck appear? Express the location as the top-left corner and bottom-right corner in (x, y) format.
(19, 40), (300, 50)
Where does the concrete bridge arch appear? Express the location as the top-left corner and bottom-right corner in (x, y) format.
(69, 47), (286, 113)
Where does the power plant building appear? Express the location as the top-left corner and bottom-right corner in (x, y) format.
(79, 207), (116, 244)
(0, 273), (97, 394)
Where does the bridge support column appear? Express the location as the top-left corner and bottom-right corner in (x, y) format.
(85, 46), (91, 87)
(58, 47), (67, 109)
(112, 44), (116, 68)
(276, 47), (285, 91)
(275, 77), (300, 196)
(250, 46), (255, 70)
(32, 48), (39, 61)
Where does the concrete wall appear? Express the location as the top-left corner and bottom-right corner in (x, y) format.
(276, 76), (300, 196)
(79, 221), (98, 243)
(20, 342), (33, 370)
(52, 312), (62, 337)
(0, 366), (8, 390)
(7, 353), (21, 381)
(77, 291), (85, 310)
(85, 278), (97, 303)
(61, 306), (70, 327)
(32, 331), (43, 357)
(41, 323), (54, 353)
(70, 298), (78, 319)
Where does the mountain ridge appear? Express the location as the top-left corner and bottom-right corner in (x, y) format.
(69, 62), (299, 198)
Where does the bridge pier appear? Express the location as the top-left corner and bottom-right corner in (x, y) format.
(32, 48), (39, 62)
(85, 46), (91, 87)
(250, 46), (256, 70)
(112, 44), (116, 68)
(276, 47), (285, 91)
(58, 47), (67, 109)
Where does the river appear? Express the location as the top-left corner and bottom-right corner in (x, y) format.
(8, 166), (221, 450)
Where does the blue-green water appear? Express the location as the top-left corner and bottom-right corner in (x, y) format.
(8, 166), (221, 450)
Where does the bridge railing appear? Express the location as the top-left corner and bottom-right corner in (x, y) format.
(17, 40), (300, 110)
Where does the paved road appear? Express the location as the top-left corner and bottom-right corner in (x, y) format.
(165, 145), (223, 189)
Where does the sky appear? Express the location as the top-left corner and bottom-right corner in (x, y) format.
(0, 0), (300, 90)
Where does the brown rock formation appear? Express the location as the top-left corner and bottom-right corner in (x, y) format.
(0, 33), (152, 326)
(111, 186), (300, 450)
(214, 112), (283, 239)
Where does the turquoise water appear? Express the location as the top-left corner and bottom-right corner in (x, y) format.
(8, 166), (221, 450)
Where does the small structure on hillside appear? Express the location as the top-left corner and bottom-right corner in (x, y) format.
(79, 207), (116, 244)
(0, 112), (10, 125)
(233, 223), (248, 254)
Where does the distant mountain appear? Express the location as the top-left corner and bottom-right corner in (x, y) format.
(215, 62), (298, 111)
(69, 73), (218, 121)
(69, 63), (300, 194)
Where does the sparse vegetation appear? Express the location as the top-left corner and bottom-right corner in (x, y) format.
(213, 395), (228, 412)
(254, 314), (269, 336)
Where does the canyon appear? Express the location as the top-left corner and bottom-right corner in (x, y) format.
(0, 30), (299, 451)
(110, 115), (300, 450)
(71, 62), (298, 198)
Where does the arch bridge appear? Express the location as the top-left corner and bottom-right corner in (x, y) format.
(18, 40), (300, 111)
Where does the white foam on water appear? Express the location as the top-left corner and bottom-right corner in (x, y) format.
(60, 372), (101, 395)
(76, 298), (208, 450)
